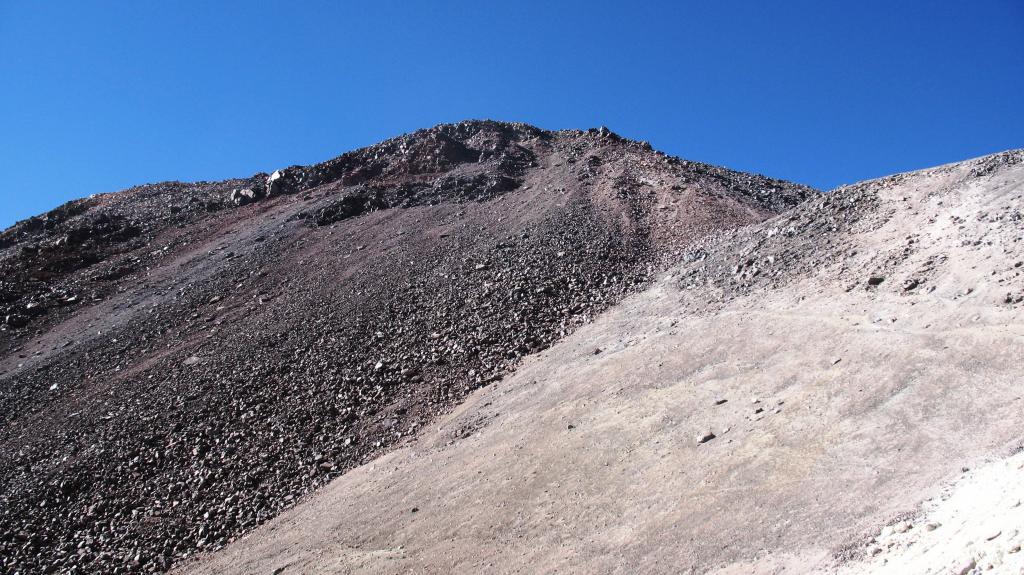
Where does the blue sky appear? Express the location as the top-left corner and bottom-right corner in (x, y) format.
(1, 1), (1022, 228)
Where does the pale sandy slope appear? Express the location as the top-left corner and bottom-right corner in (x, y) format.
(181, 151), (1024, 575)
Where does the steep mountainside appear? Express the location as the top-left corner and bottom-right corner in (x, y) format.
(0, 121), (814, 574)
(181, 150), (1024, 574)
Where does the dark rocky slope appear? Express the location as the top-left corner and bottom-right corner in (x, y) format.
(0, 121), (814, 574)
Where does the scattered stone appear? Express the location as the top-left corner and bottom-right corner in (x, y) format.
(3, 314), (28, 328)
(266, 170), (287, 196)
(230, 188), (258, 206)
(953, 557), (976, 575)
(867, 276), (885, 286)
(696, 431), (716, 444)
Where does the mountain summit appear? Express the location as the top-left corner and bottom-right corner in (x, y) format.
(5, 123), (1020, 575)
(187, 149), (1024, 575)
(0, 121), (813, 573)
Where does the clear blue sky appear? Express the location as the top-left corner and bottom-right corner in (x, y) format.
(2, 1), (1022, 228)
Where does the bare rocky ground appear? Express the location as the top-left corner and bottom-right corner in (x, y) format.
(180, 150), (1024, 574)
(0, 121), (813, 574)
